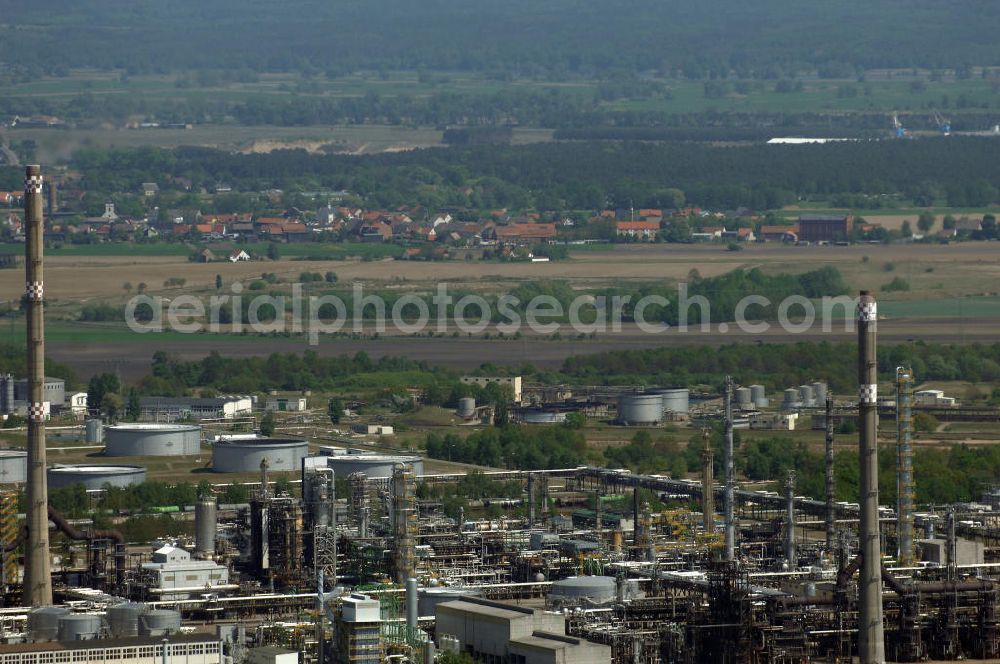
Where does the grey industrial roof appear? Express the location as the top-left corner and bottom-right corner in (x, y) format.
(437, 597), (533, 621)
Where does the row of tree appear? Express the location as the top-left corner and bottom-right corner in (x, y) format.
(60, 138), (1000, 213)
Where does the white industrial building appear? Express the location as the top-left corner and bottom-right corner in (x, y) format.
(247, 646), (299, 664)
(351, 424), (394, 436)
(140, 545), (231, 599)
(914, 389), (957, 407)
(265, 397), (308, 412)
(139, 396), (253, 421)
(0, 635), (222, 664)
(461, 375), (523, 403)
(67, 392), (88, 417)
(750, 412), (798, 431)
(436, 597), (611, 664)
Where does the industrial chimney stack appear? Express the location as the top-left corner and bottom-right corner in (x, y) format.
(857, 291), (885, 663)
(23, 165), (53, 606)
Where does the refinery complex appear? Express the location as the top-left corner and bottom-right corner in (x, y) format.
(5, 165), (1000, 664)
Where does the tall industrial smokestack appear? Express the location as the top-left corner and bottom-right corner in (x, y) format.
(723, 376), (735, 561)
(825, 393), (836, 552)
(23, 165), (53, 606)
(857, 290), (885, 664)
(701, 428), (714, 534)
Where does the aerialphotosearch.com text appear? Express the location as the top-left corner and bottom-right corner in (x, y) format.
(124, 282), (862, 345)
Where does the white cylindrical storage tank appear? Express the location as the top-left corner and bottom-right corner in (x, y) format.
(85, 419), (103, 444)
(28, 607), (70, 642)
(521, 410), (568, 424)
(212, 437), (309, 473)
(457, 397), (476, 418)
(323, 454), (423, 480)
(138, 609), (181, 637)
(811, 381), (828, 404)
(0, 450), (27, 484)
(617, 394), (664, 425)
(104, 423), (201, 457)
(195, 499), (217, 557)
(418, 587), (482, 617)
(798, 384), (814, 407)
(57, 614), (102, 641)
(549, 576), (617, 608)
(48, 465), (146, 490)
(749, 385), (768, 408)
(657, 389), (690, 414)
(735, 387), (752, 409)
(107, 603), (146, 638)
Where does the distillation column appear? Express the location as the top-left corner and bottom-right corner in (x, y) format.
(723, 376), (735, 561)
(701, 428), (714, 533)
(825, 393), (836, 552)
(896, 367), (915, 567)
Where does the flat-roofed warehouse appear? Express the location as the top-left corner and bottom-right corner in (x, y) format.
(436, 597), (611, 664)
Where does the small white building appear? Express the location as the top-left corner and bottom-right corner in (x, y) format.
(68, 392), (88, 417)
(915, 389), (957, 407)
(265, 397), (308, 412)
(141, 545), (231, 599)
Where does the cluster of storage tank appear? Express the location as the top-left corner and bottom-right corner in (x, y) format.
(734, 385), (769, 410)
(27, 604), (180, 642)
(617, 389), (689, 425)
(781, 381), (828, 410)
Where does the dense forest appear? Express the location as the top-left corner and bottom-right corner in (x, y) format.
(52, 138), (1000, 211)
(2, 0), (997, 78)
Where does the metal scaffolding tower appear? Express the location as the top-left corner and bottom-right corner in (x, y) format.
(701, 428), (714, 534)
(0, 491), (17, 594)
(392, 465), (417, 583)
(724, 376), (736, 562)
(896, 366), (915, 567)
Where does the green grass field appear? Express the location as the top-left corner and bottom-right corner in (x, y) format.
(0, 243), (192, 257)
(878, 296), (1000, 318)
(3, 69), (998, 122)
(606, 78), (1000, 116)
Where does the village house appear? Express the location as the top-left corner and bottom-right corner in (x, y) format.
(615, 220), (660, 240)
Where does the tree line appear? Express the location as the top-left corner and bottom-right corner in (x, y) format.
(65, 138), (1000, 212)
(561, 341), (1000, 391)
(3, 0), (997, 79)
